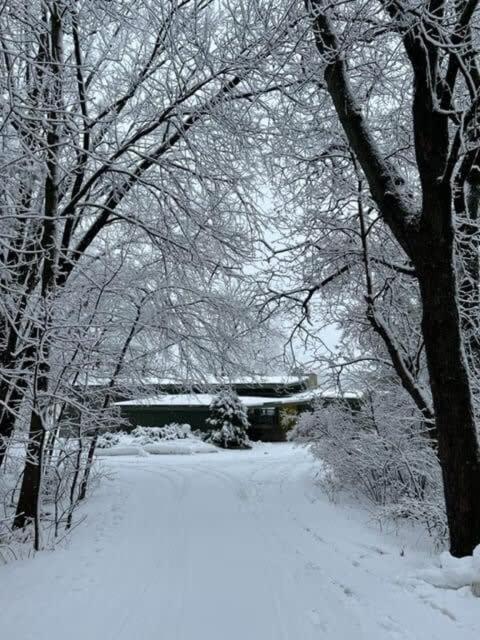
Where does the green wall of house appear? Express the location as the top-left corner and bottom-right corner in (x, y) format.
(121, 406), (211, 430)
(117, 387), (361, 443)
(119, 405), (285, 442)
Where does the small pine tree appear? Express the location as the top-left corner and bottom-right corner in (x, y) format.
(206, 389), (251, 449)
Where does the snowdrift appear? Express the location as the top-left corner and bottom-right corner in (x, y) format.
(95, 427), (218, 457)
(143, 441), (218, 455)
(417, 546), (480, 591)
(96, 445), (150, 457)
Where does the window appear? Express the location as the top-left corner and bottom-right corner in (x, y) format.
(260, 408), (275, 416)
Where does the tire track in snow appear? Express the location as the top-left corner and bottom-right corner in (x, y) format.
(250, 456), (468, 640)
(245, 458), (369, 640)
(175, 462), (292, 640)
(108, 463), (191, 640)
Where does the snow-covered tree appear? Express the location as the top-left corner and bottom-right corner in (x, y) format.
(206, 389), (251, 449)
(0, 0), (293, 548)
(254, 0), (480, 558)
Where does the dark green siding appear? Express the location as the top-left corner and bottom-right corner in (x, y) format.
(120, 405), (286, 441)
(120, 406), (211, 430)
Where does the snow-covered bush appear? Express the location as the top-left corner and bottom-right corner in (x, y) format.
(206, 389), (251, 449)
(291, 392), (446, 543)
(96, 424), (193, 449)
(131, 424), (192, 444)
(93, 423), (225, 457)
(280, 406), (298, 434)
(96, 432), (125, 449)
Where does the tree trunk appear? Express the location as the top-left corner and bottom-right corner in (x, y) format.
(14, 410), (46, 531)
(417, 249), (480, 557)
(13, 1), (63, 537)
(0, 325), (41, 470)
(78, 433), (97, 502)
(0, 403), (18, 471)
(66, 430), (84, 529)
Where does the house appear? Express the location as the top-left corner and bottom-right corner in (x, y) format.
(113, 374), (361, 442)
(114, 374), (318, 441)
(65, 372), (360, 441)
(115, 393), (281, 439)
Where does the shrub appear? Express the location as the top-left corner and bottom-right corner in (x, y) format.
(290, 394), (446, 544)
(206, 389), (251, 449)
(96, 432), (124, 449)
(131, 424), (192, 444)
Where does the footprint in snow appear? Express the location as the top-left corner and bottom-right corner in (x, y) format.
(307, 609), (328, 630)
(379, 615), (409, 638)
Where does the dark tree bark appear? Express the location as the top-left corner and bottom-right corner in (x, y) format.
(0, 389), (21, 470)
(455, 153), (480, 375)
(355, 185), (436, 440)
(0, 305), (36, 470)
(13, 410), (46, 537)
(417, 251), (480, 556)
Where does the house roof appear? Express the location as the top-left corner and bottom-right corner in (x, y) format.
(115, 394), (276, 409)
(78, 374), (313, 388)
(115, 388), (361, 410)
(264, 389), (362, 405)
(150, 375), (311, 386)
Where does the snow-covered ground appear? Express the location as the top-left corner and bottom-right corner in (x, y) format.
(1, 444), (479, 640)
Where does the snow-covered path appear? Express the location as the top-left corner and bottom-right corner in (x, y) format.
(1, 444), (479, 640)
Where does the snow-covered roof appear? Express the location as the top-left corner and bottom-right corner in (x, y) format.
(204, 375), (311, 385)
(115, 388), (361, 410)
(78, 374), (313, 388)
(134, 375), (311, 386)
(115, 394), (276, 408)
(264, 389), (362, 405)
